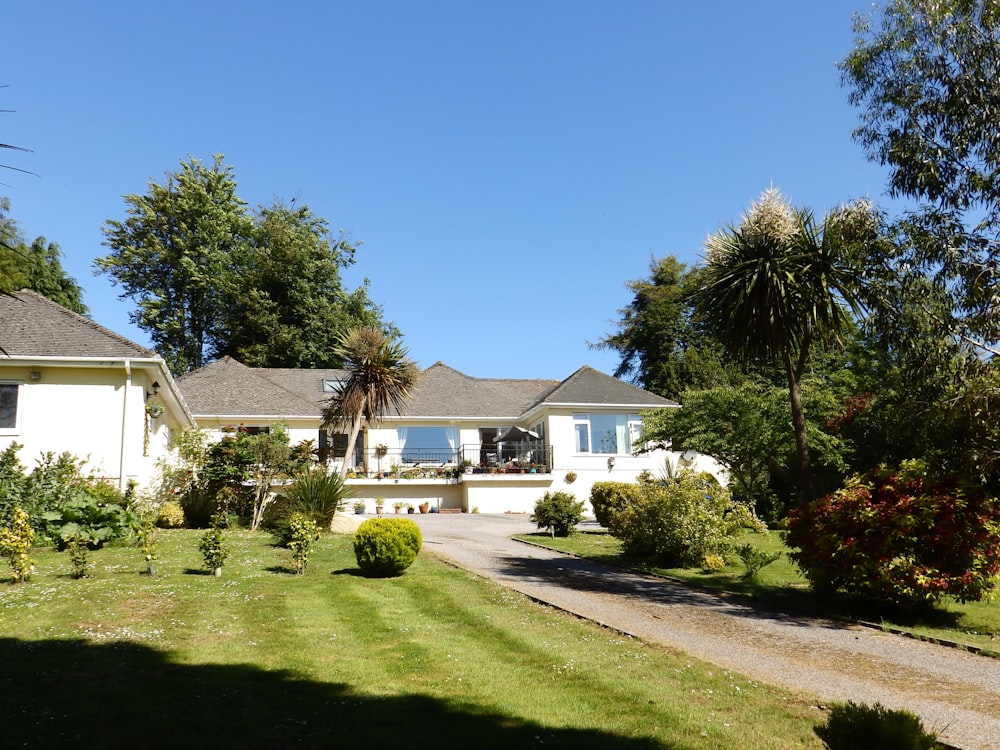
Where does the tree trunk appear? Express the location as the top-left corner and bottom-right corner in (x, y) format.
(782, 347), (814, 504)
(337, 412), (364, 480)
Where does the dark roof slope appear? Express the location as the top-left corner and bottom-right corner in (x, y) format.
(177, 356), (344, 417)
(540, 366), (676, 407)
(0, 289), (156, 359)
(177, 359), (673, 420)
(394, 362), (559, 418)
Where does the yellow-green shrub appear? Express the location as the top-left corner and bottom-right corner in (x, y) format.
(353, 518), (422, 577)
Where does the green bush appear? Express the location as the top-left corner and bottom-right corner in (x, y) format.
(353, 518), (422, 577)
(41, 488), (136, 549)
(786, 460), (1000, 610)
(0, 506), (35, 582)
(199, 515), (230, 573)
(156, 501), (186, 528)
(814, 701), (941, 749)
(613, 471), (764, 567)
(286, 512), (321, 574)
(589, 481), (641, 531)
(276, 468), (352, 530)
(531, 491), (585, 537)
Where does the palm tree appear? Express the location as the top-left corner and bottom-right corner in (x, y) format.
(322, 327), (420, 479)
(693, 189), (868, 503)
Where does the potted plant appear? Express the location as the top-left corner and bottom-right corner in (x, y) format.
(374, 443), (388, 476)
(406, 503), (415, 514)
(374, 497), (385, 515)
(393, 501), (405, 514)
(353, 500), (366, 515)
(418, 502), (430, 514)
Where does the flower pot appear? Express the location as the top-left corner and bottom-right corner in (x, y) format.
(214, 567), (223, 577)
(419, 504), (430, 514)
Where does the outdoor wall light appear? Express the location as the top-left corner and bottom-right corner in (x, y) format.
(607, 456), (615, 471)
(29, 371), (41, 380)
(146, 380), (161, 400)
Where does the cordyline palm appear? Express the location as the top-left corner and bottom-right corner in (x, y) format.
(322, 327), (420, 479)
(694, 189), (867, 503)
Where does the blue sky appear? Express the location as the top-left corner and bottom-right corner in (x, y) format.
(3, 1), (899, 379)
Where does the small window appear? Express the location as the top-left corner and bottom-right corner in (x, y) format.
(0, 382), (21, 432)
(323, 379), (344, 393)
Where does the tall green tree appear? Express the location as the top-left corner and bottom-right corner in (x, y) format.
(0, 198), (87, 313)
(321, 328), (420, 480)
(218, 200), (386, 368)
(692, 189), (869, 503)
(593, 256), (743, 400)
(841, 0), (1000, 353)
(98, 155), (252, 374)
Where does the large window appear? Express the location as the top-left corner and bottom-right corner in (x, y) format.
(0, 382), (20, 432)
(573, 413), (642, 455)
(398, 426), (458, 463)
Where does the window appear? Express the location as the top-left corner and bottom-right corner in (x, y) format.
(318, 430), (349, 460)
(573, 413), (642, 455)
(323, 378), (345, 393)
(0, 382), (21, 432)
(398, 426), (457, 463)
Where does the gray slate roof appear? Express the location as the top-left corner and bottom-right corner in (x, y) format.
(177, 357), (347, 417)
(0, 289), (156, 359)
(178, 358), (675, 420)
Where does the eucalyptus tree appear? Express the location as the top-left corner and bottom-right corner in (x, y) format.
(321, 328), (420, 480)
(842, 0), (1000, 355)
(692, 190), (871, 503)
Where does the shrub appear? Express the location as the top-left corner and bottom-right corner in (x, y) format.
(286, 512), (321, 574)
(156, 501), (186, 528)
(735, 543), (782, 580)
(353, 518), (422, 577)
(66, 534), (91, 579)
(531, 491), (585, 537)
(589, 481), (641, 531)
(0, 506), (35, 582)
(614, 471), (764, 567)
(814, 701), (941, 749)
(786, 461), (1000, 610)
(199, 515), (230, 573)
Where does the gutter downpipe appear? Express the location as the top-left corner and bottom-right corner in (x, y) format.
(119, 360), (131, 492)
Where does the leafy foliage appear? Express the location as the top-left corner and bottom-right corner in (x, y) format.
(0, 197), (87, 313)
(588, 482), (640, 532)
(285, 512), (321, 574)
(155, 501), (185, 529)
(0, 506), (34, 582)
(66, 534), (91, 579)
(814, 701), (942, 750)
(276, 468), (353, 531)
(98, 156), (388, 374)
(199, 515), (229, 572)
(353, 517), (422, 577)
(613, 471), (764, 567)
(531, 491), (585, 537)
(786, 461), (1000, 610)
(592, 256), (742, 399)
(735, 543), (782, 581)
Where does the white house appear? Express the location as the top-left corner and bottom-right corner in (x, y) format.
(1, 291), (720, 513)
(0, 290), (194, 491)
(177, 356), (721, 514)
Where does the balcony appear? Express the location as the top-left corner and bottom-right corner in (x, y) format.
(345, 444), (553, 480)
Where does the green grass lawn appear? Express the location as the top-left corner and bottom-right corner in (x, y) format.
(0, 529), (824, 749)
(518, 529), (1000, 656)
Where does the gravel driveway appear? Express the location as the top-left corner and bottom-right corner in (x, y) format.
(410, 513), (1000, 750)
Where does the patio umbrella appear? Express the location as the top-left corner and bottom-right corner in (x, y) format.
(494, 426), (539, 443)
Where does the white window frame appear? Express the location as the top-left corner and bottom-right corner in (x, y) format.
(573, 413), (642, 455)
(0, 381), (23, 434)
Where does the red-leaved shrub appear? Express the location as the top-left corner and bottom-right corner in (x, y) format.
(786, 460), (1000, 610)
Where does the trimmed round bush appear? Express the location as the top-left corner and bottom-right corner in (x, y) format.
(814, 701), (941, 749)
(531, 491), (584, 537)
(787, 460), (1000, 610)
(156, 501), (186, 528)
(353, 518), (422, 577)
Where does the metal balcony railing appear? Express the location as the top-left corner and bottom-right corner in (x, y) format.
(345, 444), (552, 478)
